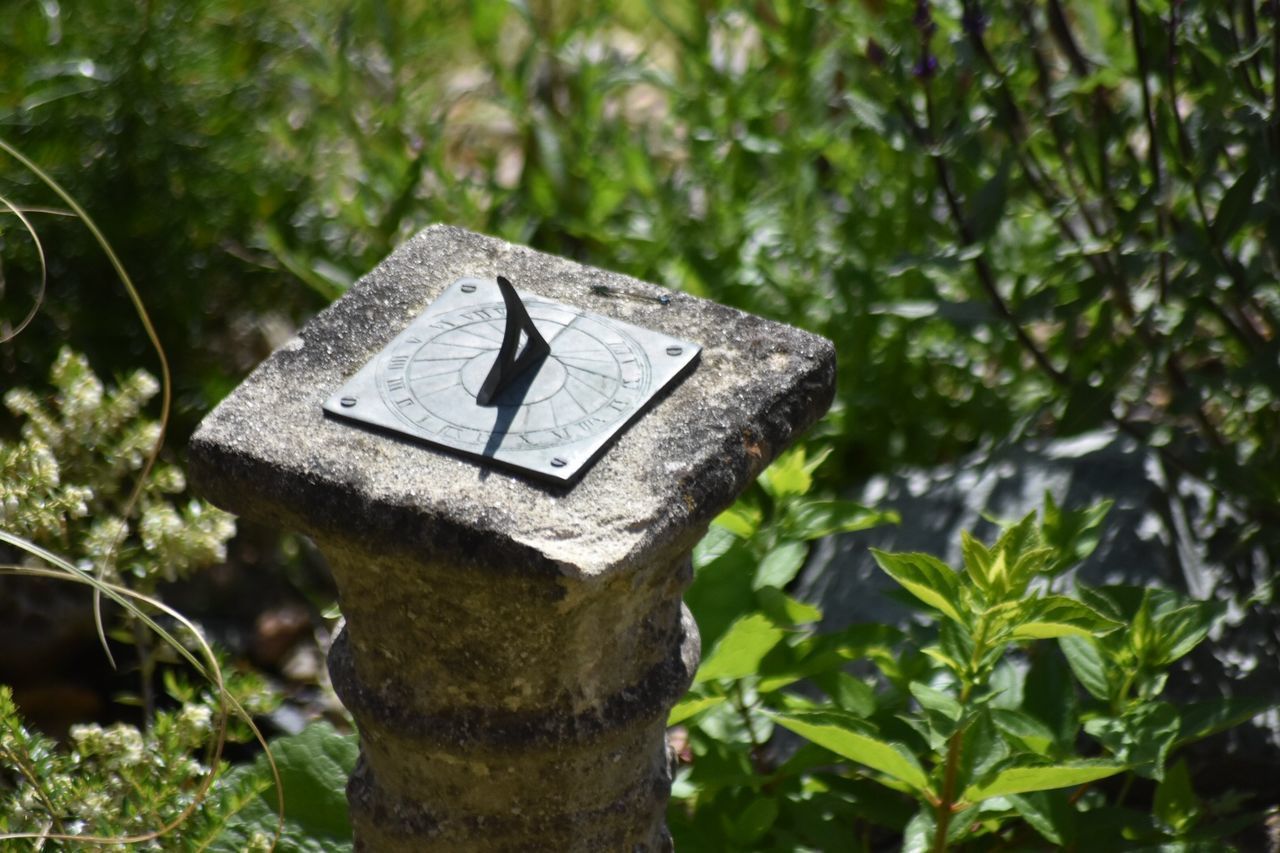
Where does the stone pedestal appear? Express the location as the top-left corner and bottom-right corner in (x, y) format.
(190, 225), (834, 850)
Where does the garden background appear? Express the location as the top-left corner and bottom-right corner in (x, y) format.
(2, 0), (1279, 849)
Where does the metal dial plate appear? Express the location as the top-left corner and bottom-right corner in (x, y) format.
(322, 277), (701, 484)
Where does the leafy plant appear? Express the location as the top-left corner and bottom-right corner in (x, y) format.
(2, 347), (233, 589)
(853, 0), (1280, 593)
(671, 476), (1273, 851)
(0, 349), (291, 848)
(0, 674), (279, 850)
(210, 720), (357, 853)
(2, 347), (236, 713)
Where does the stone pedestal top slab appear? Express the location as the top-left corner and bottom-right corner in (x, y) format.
(190, 225), (834, 577)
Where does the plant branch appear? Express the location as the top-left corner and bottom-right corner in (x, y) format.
(907, 87), (1070, 388)
(1127, 0), (1171, 300)
(0, 739), (65, 837)
(1225, 0), (1266, 100)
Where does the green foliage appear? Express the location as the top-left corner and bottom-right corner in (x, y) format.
(0, 676), (277, 849)
(211, 721), (358, 853)
(849, 0), (1280, 571)
(671, 472), (1273, 850)
(1, 347), (234, 590)
(0, 351), (292, 846)
(3, 2), (1278, 849)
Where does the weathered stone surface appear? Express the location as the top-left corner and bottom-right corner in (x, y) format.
(190, 225), (834, 579)
(190, 225), (835, 850)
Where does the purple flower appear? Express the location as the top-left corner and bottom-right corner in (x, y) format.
(912, 53), (939, 80)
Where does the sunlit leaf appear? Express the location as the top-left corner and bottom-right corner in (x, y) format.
(869, 549), (965, 624)
(962, 760), (1127, 802)
(770, 710), (931, 794)
(695, 613), (786, 683)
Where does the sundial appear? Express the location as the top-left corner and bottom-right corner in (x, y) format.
(322, 275), (701, 484)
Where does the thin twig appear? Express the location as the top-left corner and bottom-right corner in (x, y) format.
(0, 739), (66, 836)
(1127, 0), (1171, 301)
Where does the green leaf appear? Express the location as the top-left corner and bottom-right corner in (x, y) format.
(1084, 702), (1180, 780)
(1007, 790), (1076, 845)
(997, 595), (1122, 641)
(469, 0), (509, 48)
(1150, 599), (1227, 666)
(960, 529), (994, 589)
(770, 710), (931, 794)
(759, 445), (824, 499)
(692, 524), (737, 569)
(958, 710), (1008, 794)
(993, 511), (1042, 564)
(910, 682), (964, 743)
(755, 586), (822, 626)
(785, 499), (899, 540)
(900, 807), (936, 853)
(1077, 585), (1145, 623)
(695, 613), (786, 683)
(728, 796), (778, 846)
(667, 693), (726, 725)
(714, 503), (761, 538)
(1042, 493), (1113, 575)
(753, 540), (808, 590)
(812, 671), (876, 716)
(870, 549), (965, 624)
(1059, 635), (1113, 702)
(1176, 696), (1276, 746)
(685, 538), (758, 652)
(1154, 758), (1199, 833)
(1214, 165), (1260, 241)
(969, 155), (1012, 244)
(933, 620), (975, 678)
(991, 708), (1057, 756)
(211, 721), (358, 852)
(961, 759), (1127, 803)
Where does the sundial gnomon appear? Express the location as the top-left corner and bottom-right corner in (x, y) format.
(323, 276), (700, 483)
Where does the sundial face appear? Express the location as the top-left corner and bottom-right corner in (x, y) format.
(323, 276), (700, 484)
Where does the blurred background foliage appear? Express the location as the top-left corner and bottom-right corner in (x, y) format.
(2, 0), (1279, 844)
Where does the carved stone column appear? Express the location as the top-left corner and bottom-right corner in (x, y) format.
(190, 225), (834, 850)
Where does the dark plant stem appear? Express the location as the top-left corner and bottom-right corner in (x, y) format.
(1046, 0), (1089, 75)
(934, 623), (982, 852)
(913, 86), (1069, 387)
(1127, 0), (1171, 301)
(983, 7), (1129, 296)
(932, 728), (963, 851)
(134, 617), (156, 729)
(897, 86), (1245, 523)
(973, 8), (1108, 243)
(1226, 0), (1267, 100)
(1243, 0), (1267, 91)
(1272, 0), (1280, 154)
(1161, 28), (1271, 353)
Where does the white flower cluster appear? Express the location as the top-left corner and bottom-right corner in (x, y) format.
(1, 347), (235, 589)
